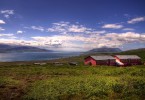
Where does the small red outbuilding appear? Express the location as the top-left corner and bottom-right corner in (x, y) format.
(84, 55), (116, 66)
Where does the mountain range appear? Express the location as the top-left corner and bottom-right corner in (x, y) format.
(87, 47), (122, 53)
(0, 44), (52, 53)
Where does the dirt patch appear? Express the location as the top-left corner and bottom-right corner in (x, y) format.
(0, 85), (25, 100)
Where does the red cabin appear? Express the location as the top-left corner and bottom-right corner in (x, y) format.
(84, 55), (116, 66)
(114, 55), (142, 66)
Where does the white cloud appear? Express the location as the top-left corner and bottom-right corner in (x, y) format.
(31, 26), (44, 32)
(105, 32), (145, 43)
(0, 33), (17, 39)
(119, 32), (141, 39)
(4, 15), (10, 18)
(0, 20), (5, 24)
(25, 26), (44, 32)
(122, 28), (134, 31)
(53, 22), (70, 26)
(102, 24), (123, 29)
(31, 31), (145, 51)
(0, 10), (14, 18)
(68, 25), (89, 33)
(31, 35), (121, 51)
(127, 17), (145, 24)
(31, 35), (91, 51)
(1, 10), (14, 14)
(47, 21), (94, 34)
(0, 27), (5, 31)
(0, 33), (14, 37)
(0, 38), (30, 46)
(17, 30), (24, 34)
(25, 22), (105, 36)
(88, 30), (106, 34)
(0, 31), (145, 52)
(0, 20), (145, 51)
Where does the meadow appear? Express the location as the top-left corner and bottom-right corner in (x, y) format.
(0, 49), (145, 100)
(0, 63), (145, 100)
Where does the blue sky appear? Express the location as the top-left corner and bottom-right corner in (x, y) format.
(0, 0), (145, 51)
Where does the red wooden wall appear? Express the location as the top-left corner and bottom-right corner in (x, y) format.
(84, 57), (96, 66)
(84, 56), (116, 66)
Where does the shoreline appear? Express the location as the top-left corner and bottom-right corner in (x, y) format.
(0, 52), (83, 64)
(0, 55), (84, 66)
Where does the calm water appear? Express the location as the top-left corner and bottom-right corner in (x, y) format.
(0, 52), (82, 62)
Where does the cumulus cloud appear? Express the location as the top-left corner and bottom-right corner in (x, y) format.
(1, 10), (14, 14)
(17, 30), (24, 34)
(47, 21), (95, 34)
(31, 31), (145, 51)
(105, 32), (145, 43)
(68, 25), (89, 33)
(0, 20), (145, 51)
(25, 22), (105, 36)
(0, 20), (5, 24)
(0, 33), (17, 39)
(102, 24), (123, 29)
(31, 26), (44, 32)
(31, 35), (119, 51)
(31, 35), (94, 51)
(24, 26), (44, 32)
(0, 33), (14, 37)
(127, 17), (145, 24)
(0, 31), (145, 51)
(122, 28), (134, 31)
(88, 30), (106, 34)
(0, 38), (32, 46)
(0, 10), (14, 18)
(0, 27), (5, 31)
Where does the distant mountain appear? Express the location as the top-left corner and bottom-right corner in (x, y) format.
(87, 47), (122, 53)
(0, 44), (53, 53)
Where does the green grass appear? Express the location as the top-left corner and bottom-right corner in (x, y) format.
(24, 76), (145, 100)
(0, 64), (145, 100)
(0, 76), (20, 87)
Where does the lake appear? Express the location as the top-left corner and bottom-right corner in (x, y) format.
(0, 52), (82, 62)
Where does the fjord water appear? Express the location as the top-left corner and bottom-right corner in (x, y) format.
(0, 52), (82, 62)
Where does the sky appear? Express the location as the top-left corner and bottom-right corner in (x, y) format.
(0, 0), (145, 52)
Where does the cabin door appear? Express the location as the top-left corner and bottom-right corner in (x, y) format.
(89, 62), (92, 65)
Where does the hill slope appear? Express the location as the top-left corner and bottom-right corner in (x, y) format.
(87, 47), (122, 53)
(118, 48), (145, 61)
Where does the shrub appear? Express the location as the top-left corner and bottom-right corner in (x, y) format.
(130, 69), (145, 76)
(112, 83), (124, 93)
